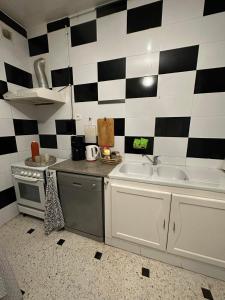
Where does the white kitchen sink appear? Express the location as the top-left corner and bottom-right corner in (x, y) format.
(119, 162), (154, 177)
(156, 165), (188, 181)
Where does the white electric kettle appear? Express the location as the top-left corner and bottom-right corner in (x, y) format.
(86, 145), (100, 161)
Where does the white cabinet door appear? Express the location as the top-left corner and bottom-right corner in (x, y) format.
(167, 194), (225, 268)
(111, 184), (171, 251)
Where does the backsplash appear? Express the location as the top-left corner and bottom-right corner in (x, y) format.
(0, 11), (38, 224)
(26, 0), (225, 167)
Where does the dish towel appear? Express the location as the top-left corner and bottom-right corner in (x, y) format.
(44, 172), (64, 235)
(0, 245), (22, 300)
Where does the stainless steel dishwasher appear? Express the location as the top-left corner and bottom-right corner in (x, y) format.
(57, 172), (104, 242)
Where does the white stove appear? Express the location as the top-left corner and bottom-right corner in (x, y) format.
(11, 158), (65, 219)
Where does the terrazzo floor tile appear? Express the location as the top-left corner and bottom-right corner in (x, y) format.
(1, 215), (225, 299)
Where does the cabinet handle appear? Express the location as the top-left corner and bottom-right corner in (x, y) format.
(163, 219), (165, 229)
(173, 222), (176, 233)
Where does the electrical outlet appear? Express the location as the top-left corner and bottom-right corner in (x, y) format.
(75, 114), (82, 120)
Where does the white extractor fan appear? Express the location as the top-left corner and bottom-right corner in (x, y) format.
(3, 58), (65, 105)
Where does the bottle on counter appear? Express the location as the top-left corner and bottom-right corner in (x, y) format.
(31, 141), (40, 162)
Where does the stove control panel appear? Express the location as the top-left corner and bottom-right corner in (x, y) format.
(11, 167), (44, 180)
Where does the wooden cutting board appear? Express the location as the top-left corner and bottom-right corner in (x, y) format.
(97, 118), (114, 147)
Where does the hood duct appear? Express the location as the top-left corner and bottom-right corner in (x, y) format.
(34, 58), (49, 89)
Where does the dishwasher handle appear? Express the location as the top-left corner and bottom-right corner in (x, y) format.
(72, 182), (82, 187)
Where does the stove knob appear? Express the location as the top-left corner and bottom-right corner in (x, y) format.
(36, 173), (41, 178)
(33, 173), (37, 178)
(24, 172), (28, 176)
(28, 172), (32, 177)
(20, 171), (24, 175)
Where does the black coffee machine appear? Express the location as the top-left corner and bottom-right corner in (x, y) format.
(71, 135), (85, 161)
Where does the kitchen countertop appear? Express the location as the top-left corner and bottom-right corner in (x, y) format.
(49, 159), (116, 177)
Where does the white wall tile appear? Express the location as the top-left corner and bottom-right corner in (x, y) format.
(0, 203), (19, 228)
(126, 52), (159, 78)
(58, 149), (72, 159)
(154, 95), (193, 117)
(111, 136), (125, 155)
(154, 137), (188, 157)
(0, 119), (15, 136)
(16, 135), (39, 152)
(27, 23), (47, 38)
(0, 102), (12, 119)
(161, 13), (225, 50)
(48, 28), (69, 70)
(73, 102), (99, 120)
(127, 0), (160, 9)
(125, 117), (155, 136)
(98, 80), (125, 101)
(125, 98), (158, 118)
(96, 102), (126, 118)
(70, 11), (96, 26)
(97, 11), (127, 41)
(197, 41), (225, 69)
(189, 117), (225, 138)
(0, 60), (6, 81)
(158, 71), (196, 98)
(162, 0), (204, 25)
(57, 135), (72, 150)
(97, 37), (126, 61)
(186, 158), (224, 169)
(126, 27), (161, 56)
(70, 42), (98, 67)
(74, 63), (97, 85)
(192, 93), (225, 117)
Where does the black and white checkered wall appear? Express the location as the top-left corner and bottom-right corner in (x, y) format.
(0, 10), (40, 216)
(27, 0), (225, 165)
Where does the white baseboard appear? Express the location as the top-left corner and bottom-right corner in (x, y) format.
(106, 236), (225, 282)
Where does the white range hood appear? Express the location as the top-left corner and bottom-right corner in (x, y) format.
(3, 88), (65, 105)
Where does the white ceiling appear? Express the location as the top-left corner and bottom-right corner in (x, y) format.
(0, 0), (111, 29)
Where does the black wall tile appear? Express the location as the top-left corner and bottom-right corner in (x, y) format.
(126, 76), (158, 98)
(0, 136), (17, 155)
(55, 119), (76, 135)
(13, 119), (38, 135)
(187, 138), (225, 160)
(98, 58), (126, 81)
(155, 117), (190, 137)
(74, 83), (98, 102)
(159, 45), (199, 74)
(203, 0), (225, 16)
(0, 10), (27, 37)
(39, 135), (57, 149)
(47, 17), (70, 32)
(0, 186), (16, 209)
(97, 0), (127, 18)
(71, 20), (97, 47)
(51, 67), (73, 87)
(28, 34), (49, 57)
(114, 118), (125, 136)
(125, 136), (154, 154)
(0, 80), (8, 99)
(127, 1), (163, 34)
(194, 67), (225, 94)
(4, 63), (33, 88)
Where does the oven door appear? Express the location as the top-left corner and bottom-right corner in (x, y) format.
(13, 175), (46, 210)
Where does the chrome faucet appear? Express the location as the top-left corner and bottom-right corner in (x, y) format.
(142, 155), (159, 165)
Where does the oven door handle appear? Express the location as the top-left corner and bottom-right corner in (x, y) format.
(13, 175), (41, 183)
